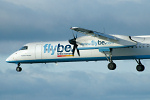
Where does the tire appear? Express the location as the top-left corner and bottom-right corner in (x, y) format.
(108, 63), (116, 70)
(136, 65), (145, 72)
(16, 67), (22, 72)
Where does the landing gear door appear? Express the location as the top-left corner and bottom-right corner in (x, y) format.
(35, 45), (42, 59)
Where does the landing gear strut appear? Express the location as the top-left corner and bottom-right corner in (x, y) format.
(135, 59), (145, 72)
(16, 63), (22, 72)
(103, 49), (116, 70)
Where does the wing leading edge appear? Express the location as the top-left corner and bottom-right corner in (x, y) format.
(70, 27), (118, 41)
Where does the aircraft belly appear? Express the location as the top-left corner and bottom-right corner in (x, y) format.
(113, 48), (150, 56)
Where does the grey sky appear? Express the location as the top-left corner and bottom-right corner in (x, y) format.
(1, 0), (150, 41)
(1, 0), (150, 100)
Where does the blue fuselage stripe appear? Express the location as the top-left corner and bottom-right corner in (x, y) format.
(6, 55), (150, 63)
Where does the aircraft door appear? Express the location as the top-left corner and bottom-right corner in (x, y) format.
(35, 45), (42, 59)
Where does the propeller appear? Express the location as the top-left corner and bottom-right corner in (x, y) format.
(69, 33), (80, 56)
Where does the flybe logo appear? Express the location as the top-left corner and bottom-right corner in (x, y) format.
(81, 40), (114, 46)
(43, 40), (114, 57)
(43, 44), (72, 56)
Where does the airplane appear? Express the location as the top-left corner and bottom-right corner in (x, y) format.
(6, 27), (150, 72)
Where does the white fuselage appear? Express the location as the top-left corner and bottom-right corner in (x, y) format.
(6, 35), (150, 64)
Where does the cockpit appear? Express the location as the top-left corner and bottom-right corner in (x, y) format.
(19, 46), (28, 50)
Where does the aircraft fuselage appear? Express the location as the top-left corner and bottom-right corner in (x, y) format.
(6, 35), (150, 64)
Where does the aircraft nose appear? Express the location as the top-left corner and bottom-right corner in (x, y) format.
(6, 56), (11, 63)
(6, 55), (14, 63)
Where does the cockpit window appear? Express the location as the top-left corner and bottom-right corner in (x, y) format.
(19, 46), (28, 50)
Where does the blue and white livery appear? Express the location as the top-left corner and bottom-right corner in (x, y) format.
(6, 27), (150, 72)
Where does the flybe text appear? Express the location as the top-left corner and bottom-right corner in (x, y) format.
(81, 40), (114, 46)
(44, 44), (72, 55)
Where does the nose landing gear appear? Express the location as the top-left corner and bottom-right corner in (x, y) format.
(16, 63), (22, 72)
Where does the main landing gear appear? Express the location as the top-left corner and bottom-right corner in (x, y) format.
(103, 50), (116, 71)
(16, 63), (22, 72)
(135, 59), (145, 72)
(103, 50), (145, 72)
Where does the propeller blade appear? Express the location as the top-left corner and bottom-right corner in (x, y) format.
(69, 33), (80, 56)
(76, 48), (80, 56)
(72, 45), (76, 56)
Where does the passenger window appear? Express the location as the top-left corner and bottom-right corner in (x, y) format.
(19, 46), (28, 50)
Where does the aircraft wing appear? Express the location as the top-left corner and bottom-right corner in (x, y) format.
(70, 27), (137, 51)
(70, 27), (118, 41)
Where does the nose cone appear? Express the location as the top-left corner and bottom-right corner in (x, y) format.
(6, 56), (12, 63)
(6, 54), (15, 63)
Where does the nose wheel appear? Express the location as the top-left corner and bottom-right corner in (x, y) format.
(16, 63), (22, 72)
